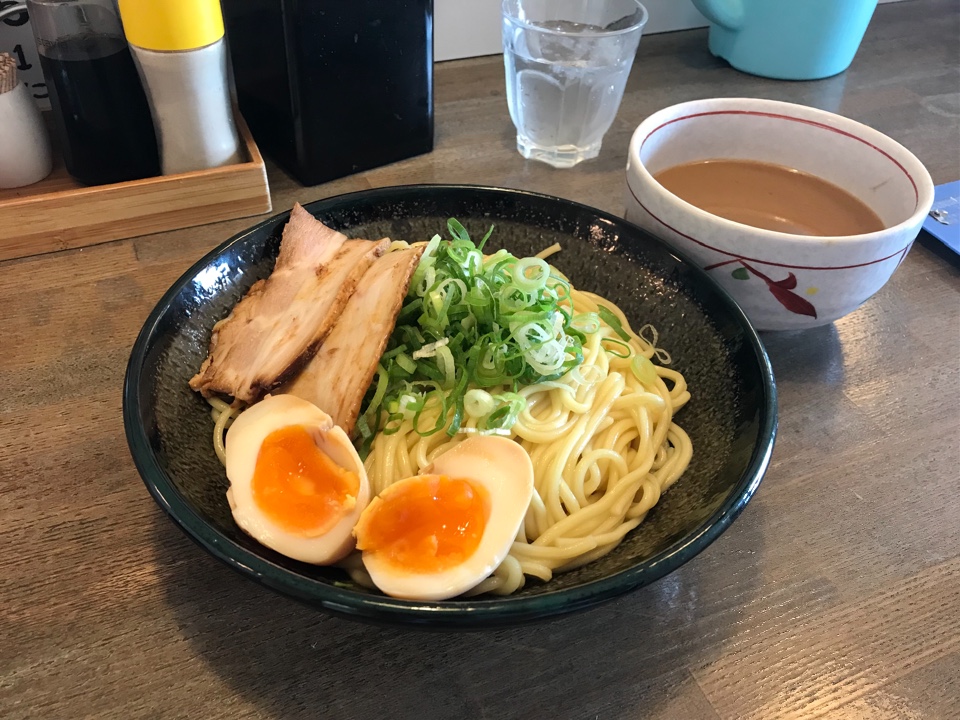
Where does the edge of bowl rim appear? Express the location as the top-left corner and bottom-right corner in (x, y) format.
(501, 0), (649, 38)
(626, 97), (936, 246)
(122, 182), (778, 628)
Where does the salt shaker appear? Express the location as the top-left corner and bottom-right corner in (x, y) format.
(0, 52), (52, 189)
(117, 0), (241, 176)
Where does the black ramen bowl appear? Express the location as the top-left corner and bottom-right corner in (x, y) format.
(123, 185), (777, 629)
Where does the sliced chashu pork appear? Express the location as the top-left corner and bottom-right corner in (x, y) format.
(282, 246), (425, 434)
(190, 204), (388, 402)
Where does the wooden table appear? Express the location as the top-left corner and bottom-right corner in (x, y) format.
(2, 2), (958, 718)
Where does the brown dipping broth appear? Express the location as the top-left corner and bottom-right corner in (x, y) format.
(653, 159), (885, 236)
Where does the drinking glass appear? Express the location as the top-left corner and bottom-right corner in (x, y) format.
(502, 0), (647, 168)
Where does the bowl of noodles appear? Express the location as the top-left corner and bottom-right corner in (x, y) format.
(123, 184), (777, 628)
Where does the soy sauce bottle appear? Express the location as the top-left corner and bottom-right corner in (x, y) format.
(28, 0), (159, 185)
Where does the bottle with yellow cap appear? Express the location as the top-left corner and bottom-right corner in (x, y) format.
(118, 0), (241, 175)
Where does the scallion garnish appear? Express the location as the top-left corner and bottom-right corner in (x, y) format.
(597, 305), (631, 341)
(355, 221), (656, 456)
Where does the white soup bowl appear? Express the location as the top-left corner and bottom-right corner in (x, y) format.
(624, 98), (934, 331)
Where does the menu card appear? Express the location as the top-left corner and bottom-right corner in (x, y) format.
(0, 3), (47, 109)
(922, 181), (960, 256)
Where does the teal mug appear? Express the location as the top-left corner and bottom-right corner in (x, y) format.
(691, 0), (879, 80)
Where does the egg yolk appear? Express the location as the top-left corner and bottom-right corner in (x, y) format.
(355, 475), (488, 574)
(251, 425), (359, 537)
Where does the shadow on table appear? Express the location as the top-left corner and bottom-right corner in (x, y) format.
(152, 499), (767, 720)
(760, 323), (844, 386)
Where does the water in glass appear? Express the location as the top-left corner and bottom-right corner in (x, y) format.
(502, 10), (644, 168)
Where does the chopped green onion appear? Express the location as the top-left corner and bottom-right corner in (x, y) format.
(571, 312), (600, 334)
(481, 392), (526, 431)
(477, 224), (495, 251)
(366, 365), (390, 414)
(513, 257), (550, 292)
(601, 337), (631, 358)
(447, 218), (470, 243)
(570, 363), (604, 386)
(412, 387), (447, 436)
(356, 413), (372, 439)
(412, 337), (450, 359)
(598, 305), (631, 341)
(464, 389), (496, 418)
(631, 354), (658, 386)
(380, 345), (408, 361)
(434, 344), (456, 389)
(396, 353), (416, 374)
(357, 220), (607, 444)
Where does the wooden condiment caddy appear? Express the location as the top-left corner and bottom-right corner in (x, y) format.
(0, 110), (271, 262)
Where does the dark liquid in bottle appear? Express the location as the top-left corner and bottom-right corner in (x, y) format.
(39, 35), (159, 185)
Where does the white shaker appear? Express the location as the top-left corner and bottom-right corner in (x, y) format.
(0, 53), (52, 189)
(117, 0), (241, 176)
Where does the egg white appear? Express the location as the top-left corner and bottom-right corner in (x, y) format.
(225, 394), (370, 564)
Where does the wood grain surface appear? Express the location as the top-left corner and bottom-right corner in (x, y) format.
(2, 2), (958, 718)
(0, 114), (271, 262)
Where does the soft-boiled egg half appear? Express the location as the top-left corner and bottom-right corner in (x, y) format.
(353, 436), (534, 601)
(224, 394), (370, 564)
